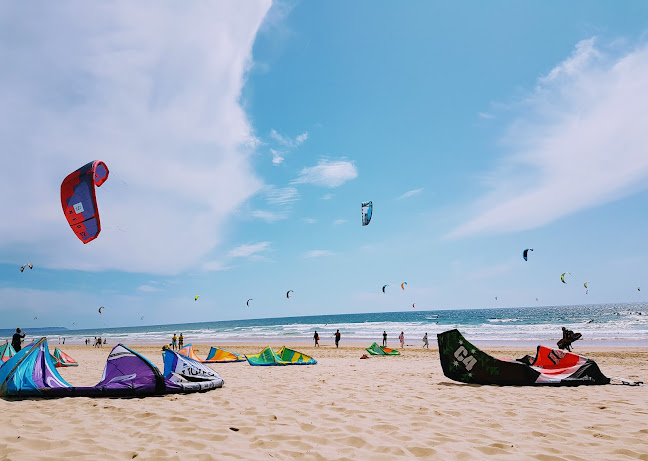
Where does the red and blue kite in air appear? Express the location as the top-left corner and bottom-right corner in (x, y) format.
(60, 161), (109, 244)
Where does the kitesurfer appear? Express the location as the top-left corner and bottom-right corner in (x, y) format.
(557, 327), (580, 352)
(313, 331), (320, 347)
(399, 331), (405, 349)
(382, 331), (387, 347)
(335, 329), (341, 348)
(422, 333), (429, 349)
(12, 328), (25, 352)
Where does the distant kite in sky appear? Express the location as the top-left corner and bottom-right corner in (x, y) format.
(561, 272), (570, 284)
(194, 295), (200, 302)
(60, 160), (109, 244)
(34, 316), (37, 320)
(412, 303), (416, 309)
(495, 296), (498, 301)
(361, 201), (372, 226)
(382, 284), (388, 293)
(523, 248), (533, 261)
(286, 290), (294, 299)
(20, 263), (34, 273)
(246, 298), (253, 307)
(584, 281), (589, 294)
(638, 287), (641, 292)
(401, 282), (407, 290)
(98, 306), (105, 314)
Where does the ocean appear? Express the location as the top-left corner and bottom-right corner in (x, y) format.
(15, 303), (648, 347)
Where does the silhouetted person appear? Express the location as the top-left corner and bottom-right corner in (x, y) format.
(313, 331), (320, 347)
(382, 331), (387, 347)
(12, 328), (25, 352)
(335, 329), (341, 348)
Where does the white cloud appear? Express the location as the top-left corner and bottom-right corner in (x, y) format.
(321, 193), (334, 200)
(304, 249), (333, 258)
(478, 112), (494, 119)
(265, 186), (299, 206)
(228, 241), (271, 258)
(397, 188), (423, 200)
(138, 285), (161, 293)
(303, 218), (317, 224)
(250, 210), (285, 222)
(333, 219), (346, 225)
(202, 260), (231, 272)
(293, 159), (358, 188)
(270, 129), (308, 148)
(0, 2), (271, 275)
(450, 38), (648, 238)
(270, 148), (285, 165)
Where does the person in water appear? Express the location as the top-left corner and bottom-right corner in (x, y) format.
(334, 329), (341, 348)
(422, 332), (429, 349)
(313, 331), (320, 347)
(382, 331), (387, 347)
(12, 328), (25, 352)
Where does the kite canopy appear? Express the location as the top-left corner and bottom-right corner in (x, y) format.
(523, 248), (533, 261)
(246, 346), (316, 366)
(382, 284), (388, 293)
(60, 160), (109, 244)
(365, 342), (400, 356)
(361, 201), (373, 226)
(0, 343), (16, 363)
(20, 263), (33, 273)
(561, 272), (570, 284)
(0, 338), (223, 398)
(286, 290), (294, 299)
(246, 298), (253, 307)
(178, 344), (203, 362)
(51, 348), (78, 367)
(437, 329), (612, 386)
(205, 347), (246, 363)
(194, 295), (200, 301)
(401, 282), (407, 290)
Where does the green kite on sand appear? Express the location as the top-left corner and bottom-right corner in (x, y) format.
(246, 346), (317, 366)
(366, 342), (400, 356)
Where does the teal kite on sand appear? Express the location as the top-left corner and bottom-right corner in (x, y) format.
(366, 342), (400, 356)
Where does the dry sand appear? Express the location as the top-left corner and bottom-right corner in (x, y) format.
(0, 341), (647, 460)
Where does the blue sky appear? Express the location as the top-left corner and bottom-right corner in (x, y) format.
(2, 1), (648, 329)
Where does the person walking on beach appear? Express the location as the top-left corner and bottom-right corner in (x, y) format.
(178, 333), (184, 349)
(12, 328), (25, 352)
(335, 329), (341, 348)
(382, 331), (387, 347)
(172, 334), (177, 350)
(422, 332), (429, 348)
(399, 331), (405, 349)
(313, 330), (320, 347)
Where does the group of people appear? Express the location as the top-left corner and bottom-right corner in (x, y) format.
(170, 333), (184, 350)
(313, 330), (342, 347)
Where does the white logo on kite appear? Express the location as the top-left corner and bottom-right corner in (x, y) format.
(454, 345), (477, 371)
(73, 202), (84, 214)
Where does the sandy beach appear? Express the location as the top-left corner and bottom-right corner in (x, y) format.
(0, 340), (646, 460)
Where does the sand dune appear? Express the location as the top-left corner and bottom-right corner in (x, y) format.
(0, 343), (646, 460)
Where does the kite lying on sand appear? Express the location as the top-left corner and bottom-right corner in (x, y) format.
(246, 346), (316, 366)
(366, 342), (400, 356)
(178, 344), (245, 363)
(437, 329), (642, 386)
(0, 338), (223, 398)
(50, 348), (78, 367)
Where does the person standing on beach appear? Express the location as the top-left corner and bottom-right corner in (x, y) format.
(179, 333), (184, 348)
(313, 331), (320, 347)
(172, 334), (177, 350)
(382, 331), (387, 347)
(399, 331), (404, 349)
(12, 328), (25, 352)
(335, 329), (341, 348)
(422, 333), (429, 348)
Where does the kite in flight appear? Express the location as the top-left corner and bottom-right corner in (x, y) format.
(194, 295), (200, 302)
(98, 306), (105, 314)
(412, 303), (416, 309)
(561, 273), (570, 284)
(20, 263), (34, 273)
(246, 298), (253, 307)
(60, 160), (109, 244)
(361, 201), (373, 226)
(401, 282), (407, 290)
(382, 284), (388, 293)
(584, 281), (589, 294)
(523, 248), (533, 261)
(286, 290), (294, 299)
